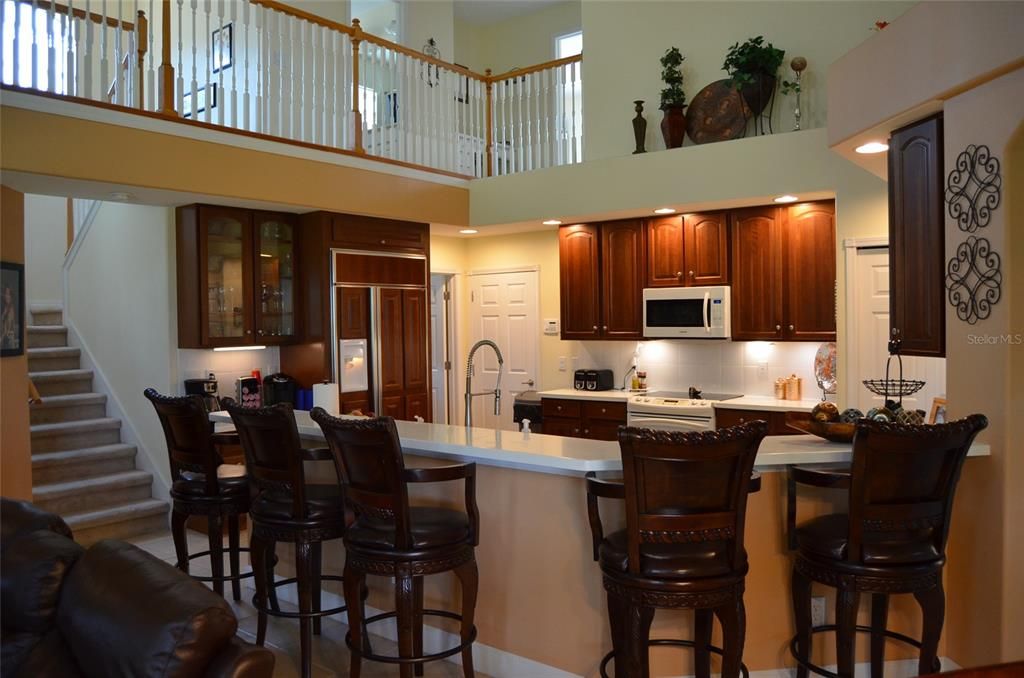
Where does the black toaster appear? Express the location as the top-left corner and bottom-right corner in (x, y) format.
(574, 369), (614, 391)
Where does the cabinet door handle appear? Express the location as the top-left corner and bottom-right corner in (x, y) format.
(379, 239), (386, 245)
(602, 325), (608, 331)
(574, 428), (580, 434)
(788, 324), (794, 331)
(245, 330), (252, 335)
(583, 429), (589, 435)
(592, 325), (598, 331)
(676, 271), (683, 278)
(689, 270), (695, 278)
(775, 324), (781, 331)
(739, 417), (746, 423)
(556, 405), (562, 411)
(601, 407), (607, 414)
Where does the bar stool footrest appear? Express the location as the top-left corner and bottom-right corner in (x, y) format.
(177, 547), (258, 584)
(344, 609), (477, 665)
(250, 575), (348, 619)
(599, 638), (750, 678)
(789, 624), (925, 678)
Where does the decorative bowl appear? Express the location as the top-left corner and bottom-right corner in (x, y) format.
(785, 411), (855, 443)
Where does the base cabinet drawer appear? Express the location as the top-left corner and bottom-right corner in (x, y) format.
(542, 399), (582, 419)
(541, 397), (627, 440)
(583, 401), (627, 422)
(714, 408), (800, 435)
(544, 417), (583, 438)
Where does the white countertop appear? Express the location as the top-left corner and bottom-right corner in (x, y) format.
(537, 388), (633, 402)
(210, 411), (990, 476)
(714, 395), (823, 412)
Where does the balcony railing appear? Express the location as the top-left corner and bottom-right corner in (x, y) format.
(0, 0), (583, 178)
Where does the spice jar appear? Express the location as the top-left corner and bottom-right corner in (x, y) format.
(785, 374), (802, 401)
(774, 378), (786, 400)
(637, 371), (647, 390)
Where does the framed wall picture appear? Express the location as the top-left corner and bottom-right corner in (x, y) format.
(1, 261), (25, 357)
(384, 90), (399, 126)
(212, 23), (233, 73)
(183, 83), (217, 118)
(929, 397), (948, 424)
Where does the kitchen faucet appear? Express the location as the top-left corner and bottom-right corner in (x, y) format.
(465, 340), (504, 427)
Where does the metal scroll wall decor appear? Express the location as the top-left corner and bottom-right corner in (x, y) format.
(946, 144), (1002, 233)
(945, 144), (1003, 325)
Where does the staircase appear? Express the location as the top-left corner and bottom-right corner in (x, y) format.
(28, 305), (168, 545)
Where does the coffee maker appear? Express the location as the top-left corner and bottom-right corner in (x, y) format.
(184, 376), (220, 412)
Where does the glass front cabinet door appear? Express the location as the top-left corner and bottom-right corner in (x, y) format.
(201, 206), (253, 346)
(253, 212), (298, 343)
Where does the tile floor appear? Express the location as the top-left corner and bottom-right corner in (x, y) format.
(130, 530), (488, 678)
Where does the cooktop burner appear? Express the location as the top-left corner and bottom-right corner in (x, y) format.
(645, 391), (743, 401)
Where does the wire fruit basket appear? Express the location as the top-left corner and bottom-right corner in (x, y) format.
(862, 339), (925, 408)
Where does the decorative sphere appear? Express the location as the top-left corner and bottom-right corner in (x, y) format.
(839, 408), (864, 423)
(791, 56), (807, 72)
(897, 409), (925, 425)
(812, 402), (840, 423)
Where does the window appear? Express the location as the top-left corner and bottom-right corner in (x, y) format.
(556, 30), (582, 59)
(1, 0), (74, 93)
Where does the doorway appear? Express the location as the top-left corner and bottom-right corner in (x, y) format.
(466, 269), (540, 431)
(846, 243), (946, 414)
(429, 273), (455, 425)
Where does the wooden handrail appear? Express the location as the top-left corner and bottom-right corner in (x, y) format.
(358, 29), (487, 81)
(25, 0), (135, 30)
(249, 0), (354, 35)
(487, 54), (583, 82)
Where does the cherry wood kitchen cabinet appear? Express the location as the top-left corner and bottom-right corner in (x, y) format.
(889, 114), (945, 357)
(683, 211), (730, 286)
(559, 224), (602, 339)
(731, 202), (836, 342)
(176, 204), (298, 349)
(541, 398), (626, 441)
(600, 220), (645, 339)
(646, 216), (685, 287)
(714, 407), (799, 435)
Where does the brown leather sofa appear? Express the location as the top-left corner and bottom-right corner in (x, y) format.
(0, 498), (274, 678)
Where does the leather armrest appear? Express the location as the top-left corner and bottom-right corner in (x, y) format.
(203, 637), (275, 678)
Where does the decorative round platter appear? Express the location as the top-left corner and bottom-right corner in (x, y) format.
(814, 342), (837, 395)
(685, 79), (750, 145)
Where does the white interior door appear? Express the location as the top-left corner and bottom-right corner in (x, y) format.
(430, 274), (451, 424)
(467, 270), (539, 431)
(851, 247), (945, 414)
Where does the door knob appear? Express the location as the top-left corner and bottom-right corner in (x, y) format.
(522, 379), (535, 387)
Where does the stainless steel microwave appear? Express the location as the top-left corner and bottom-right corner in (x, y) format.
(642, 286), (731, 339)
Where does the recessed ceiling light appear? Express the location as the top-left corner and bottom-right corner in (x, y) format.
(108, 191), (132, 201)
(855, 141), (889, 154)
(459, 228), (478, 235)
(774, 195), (799, 204)
(653, 208), (676, 214)
(542, 219), (562, 226)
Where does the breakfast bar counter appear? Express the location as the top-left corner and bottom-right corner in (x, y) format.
(209, 410), (991, 676)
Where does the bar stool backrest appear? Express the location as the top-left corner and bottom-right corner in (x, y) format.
(144, 388), (221, 495)
(617, 422), (768, 577)
(224, 400), (309, 520)
(846, 414), (987, 565)
(310, 409), (413, 549)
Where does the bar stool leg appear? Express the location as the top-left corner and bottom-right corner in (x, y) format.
(454, 559), (478, 678)
(870, 593), (889, 678)
(836, 589), (860, 678)
(250, 533), (270, 647)
(266, 540), (280, 612)
(295, 541), (315, 678)
(606, 592), (627, 678)
(395, 574), (416, 678)
(715, 597), (746, 678)
(412, 576), (425, 676)
(791, 567), (813, 678)
(343, 562), (366, 678)
(171, 509), (189, 573)
(207, 513), (225, 597)
(914, 582), (945, 676)
(694, 608), (714, 678)
(623, 602), (654, 678)
(228, 514), (241, 601)
(311, 542), (323, 635)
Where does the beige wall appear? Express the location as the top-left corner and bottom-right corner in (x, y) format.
(0, 185), (33, 501)
(66, 202), (179, 492)
(581, 1), (911, 160)
(24, 194), (67, 306)
(455, 1), (582, 74)
(401, 0), (454, 60)
(942, 67), (1024, 666)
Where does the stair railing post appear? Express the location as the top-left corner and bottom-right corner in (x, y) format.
(158, 0), (175, 115)
(136, 10), (148, 109)
(351, 18), (364, 154)
(485, 69), (493, 177)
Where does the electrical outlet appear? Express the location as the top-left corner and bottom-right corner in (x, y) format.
(811, 596), (827, 627)
(757, 363), (768, 378)
(558, 356), (567, 371)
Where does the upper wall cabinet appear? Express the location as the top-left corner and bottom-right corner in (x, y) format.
(888, 114), (945, 357)
(176, 205), (298, 349)
(731, 201), (836, 342)
(559, 224), (602, 339)
(644, 212), (729, 288)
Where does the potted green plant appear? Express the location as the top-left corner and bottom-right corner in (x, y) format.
(659, 47), (687, 149)
(722, 35), (785, 116)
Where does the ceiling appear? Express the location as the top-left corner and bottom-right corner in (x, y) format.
(453, 0), (565, 26)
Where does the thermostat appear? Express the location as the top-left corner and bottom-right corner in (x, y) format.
(543, 319), (560, 335)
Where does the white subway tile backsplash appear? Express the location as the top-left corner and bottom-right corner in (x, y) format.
(177, 347), (281, 398)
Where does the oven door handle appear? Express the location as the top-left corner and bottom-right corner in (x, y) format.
(703, 291), (711, 333)
(627, 415), (713, 432)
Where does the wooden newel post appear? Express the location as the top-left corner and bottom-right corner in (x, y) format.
(351, 18), (364, 154)
(158, 0), (176, 115)
(485, 69), (493, 177)
(136, 10), (148, 108)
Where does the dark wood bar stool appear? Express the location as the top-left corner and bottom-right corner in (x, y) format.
(586, 422), (768, 678)
(225, 400), (351, 678)
(311, 408), (479, 678)
(789, 415), (988, 678)
(145, 388), (259, 601)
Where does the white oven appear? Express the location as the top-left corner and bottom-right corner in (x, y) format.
(643, 285), (731, 339)
(626, 412), (714, 432)
(626, 391), (743, 433)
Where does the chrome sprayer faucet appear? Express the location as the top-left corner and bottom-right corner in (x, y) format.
(465, 339), (504, 427)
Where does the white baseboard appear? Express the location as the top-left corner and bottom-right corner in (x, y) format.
(268, 579), (958, 678)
